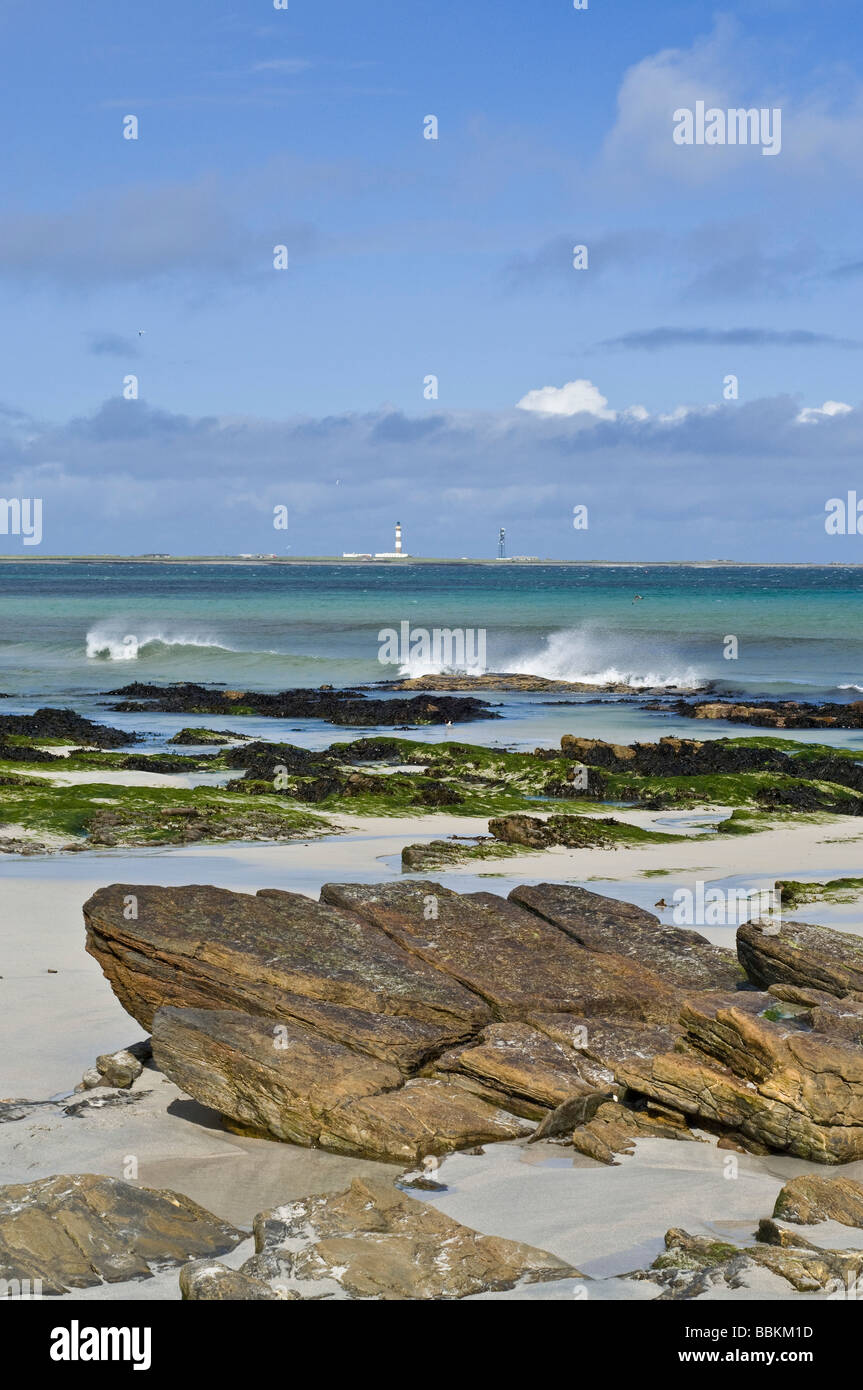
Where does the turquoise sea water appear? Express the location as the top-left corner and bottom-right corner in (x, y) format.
(2, 562), (863, 749)
(1, 562), (863, 694)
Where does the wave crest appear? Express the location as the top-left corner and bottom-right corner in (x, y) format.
(85, 627), (237, 661)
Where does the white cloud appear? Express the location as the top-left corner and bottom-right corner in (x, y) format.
(516, 379), (616, 419)
(516, 380), (711, 425)
(796, 399), (852, 424)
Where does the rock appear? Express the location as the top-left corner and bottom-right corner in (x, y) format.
(85, 877), (742, 1161)
(433, 1023), (603, 1119)
(510, 882), (744, 992)
(627, 1226), (863, 1299)
(0, 708), (136, 747)
(95, 1048), (143, 1088)
(527, 1013), (683, 1087)
(394, 673), (630, 692)
(401, 839), (470, 871)
(738, 917), (863, 1000)
(252, 1176), (580, 1300)
(169, 728), (248, 745)
(619, 994), (863, 1163)
(570, 1100), (696, 1165)
(85, 883), (488, 1068)
(0, 1174), (242, 1295)
(103, 681), (496, 727)
(488, 813), (634, 850)
(78, 1067), (102, 1091)
(321, 882), (681, 1024)
(153, 1007), (529, 1160)
(772, 1175), (863, 1228)
(179, 1261), (278, 1300)
(152, 1006), (403, 1146)
(561, 735), (636, 762)
(314, 1078), (533, 1162)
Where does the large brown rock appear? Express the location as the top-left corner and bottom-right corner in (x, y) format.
(738, 917), (863, 1001)
(321, 881), (681, 1023)
(85, 883), (488, 1069)
(0, 1174), (242, 1295)
(511, 882), (744, 991)
(620, 995), (863, 1163)
(97, 878), (859, 1164)
(152, 1007), (529, 1160)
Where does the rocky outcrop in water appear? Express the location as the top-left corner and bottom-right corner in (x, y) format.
(649, 698), (863, 730)
(103, 682), (496, 726)
(0, 708), (135, 747)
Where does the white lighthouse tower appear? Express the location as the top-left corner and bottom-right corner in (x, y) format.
(374, 521), (410, 558)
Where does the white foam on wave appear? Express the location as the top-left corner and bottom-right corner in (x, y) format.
(85, 627), (239, 660)
(392, 626), (706, 688)
(510, 628), (706, 688)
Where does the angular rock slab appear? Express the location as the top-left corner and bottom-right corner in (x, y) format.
(738, 917), (863, 1001)
(510, 882), (744, 992)
(85, 883), (489, 1069)
(321, 881), (681, 1023)
(434, 1022), (602, 1119)
(528, 1012), (682, 1088)
(252, 1176), (580, 1299)
(317, 1079), (533, 1162)
(0, 1174), (242, 1295)
(153, 1008), (529, 1160)
(619, 996), (863, 1163)
(153, 1006), (402, 1147)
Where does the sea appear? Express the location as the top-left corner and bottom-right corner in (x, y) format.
(2, 561), (863, 751)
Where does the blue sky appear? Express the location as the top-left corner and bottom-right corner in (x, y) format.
(1, 0), (862, 558)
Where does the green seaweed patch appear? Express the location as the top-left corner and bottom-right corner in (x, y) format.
(0, 781), (325, 848)
(775, 875), (863, 909)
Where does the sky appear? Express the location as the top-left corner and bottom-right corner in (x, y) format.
(1, 0), (862, 560)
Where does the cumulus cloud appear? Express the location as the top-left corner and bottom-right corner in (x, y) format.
(516, 379), (616, 419)
(796, 399), (853, 424)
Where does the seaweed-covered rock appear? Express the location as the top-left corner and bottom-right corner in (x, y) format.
(103, 682), (496, 727)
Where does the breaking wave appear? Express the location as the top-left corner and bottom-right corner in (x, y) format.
(393, 625), (707, 688)
(85, 627), (257, 661)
